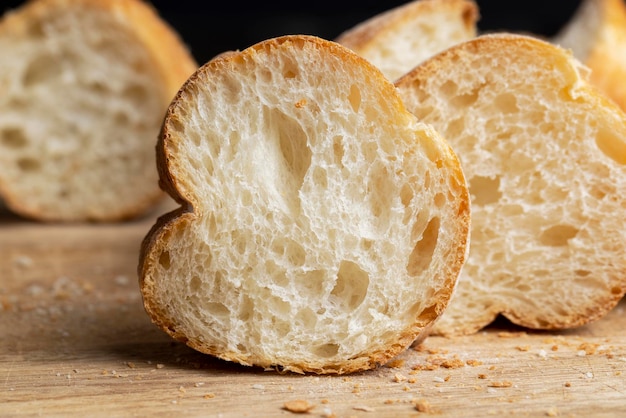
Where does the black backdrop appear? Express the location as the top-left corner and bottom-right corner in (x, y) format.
(2, 0), (583, 66)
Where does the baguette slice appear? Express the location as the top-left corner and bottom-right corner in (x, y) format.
(336, 0), (478, 82)
(0, 0), (197, 221)
(396, 33), (626, 336)
(553, 0), (626, 112)
(139, 35), (470, 374)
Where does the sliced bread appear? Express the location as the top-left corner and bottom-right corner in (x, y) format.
(336, 0), (479, 82)
(396, 33), (626, 335)
(0, 0), (197, 221)
(139, 35), (470, 374)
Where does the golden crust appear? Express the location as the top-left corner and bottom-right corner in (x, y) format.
(139, 35), (470, 374)
(335, 0), (479, 54)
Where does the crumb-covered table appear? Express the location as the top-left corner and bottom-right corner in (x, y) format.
(1, 203), (625, 417)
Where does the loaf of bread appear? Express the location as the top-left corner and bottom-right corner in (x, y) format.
(0, 0), (197, 221)
(336, 0), (478, 82)
(554, 0), (626, 112)
(396, 34), (626, 335)
(139, 35), (471, 374)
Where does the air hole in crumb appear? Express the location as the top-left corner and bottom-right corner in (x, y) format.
(451, 90), (479, 108)
(595, 125), (626, 165)
(332, 135), (344, 166)
(273, 109), (311, 190)
(1, 128), (28, 148)
(539, 224), (579, 247)
(123, 84), (149, 105)
(494, 93), (519, 114)
(439, 80), (458, 97)
(114, 112), (130, 126)
(348, 84), (361, 113)
(159, 251), (171, 269)
(470, 175), (502, 206)
(312, 343), (340, 358)
(434, 193), (446, 208)
(331, 261), (369, 310)
(400, 183), (414, 207)
(446, 117), (465, 138)
(17, 158), (40, 172)
(283, 65), (298, 79)
(312, 167), (328, 188)
(190, 275), (202, 292)
(23, 55), (62, 86)
(240, 189), (253, 207)
(407, 217), (440, 276)
(206, 301), (230, 317)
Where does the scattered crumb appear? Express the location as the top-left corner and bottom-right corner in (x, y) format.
(294, 99), (307, 108)
(320, 399), (329, 404)
(393, 373), (407, 383)
(126, 362), (136, 369)
(488, 381), (513, 388)
(466, 359), (483, 367)
(564, 382), (571, 388)
(515, 345), (530, 352)
(252, 384), (265, 390)
(386, 359), (405, 368)
(14, 255), (33, 268)
(441, 358), (464, 369)
(283, 400), (315, 414)
(114, 275), (129, 286)
(203, 393), (215, 399)
(408, 377), (417, 384)
(578, 343), (598, 355)
(413, 399), (432, 413)
(353, 406), (375, 412)
(551, 345), (559, 352)
(156, 364), (165, 369)
(478, 374), (487, 379)
(497, 331), (527, 338)
(194, 382), (205, 387)
(546, 407), (559, 416)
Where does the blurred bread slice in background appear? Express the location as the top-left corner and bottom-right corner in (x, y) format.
(0, 0), (197, 222)
(336, 0), (479, 82)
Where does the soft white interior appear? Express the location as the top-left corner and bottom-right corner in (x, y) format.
(0, 5), (166, 220)
(149, 41), (467, 368)
(349, 7), (475, 82)
(397, 37), (626, 333)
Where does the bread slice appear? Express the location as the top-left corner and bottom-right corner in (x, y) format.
(553, 0), (626, 112)
(0, 0), (197, 221)
(335, 0), (479, 82)
(396, 33), (626, 336)
(139, 35), (470, 374)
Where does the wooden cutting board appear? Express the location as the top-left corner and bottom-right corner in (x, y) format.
(1, 202), (625, 417)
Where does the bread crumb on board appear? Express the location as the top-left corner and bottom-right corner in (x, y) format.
(412, 399), (433, 413)
(283, 399), (315, 413)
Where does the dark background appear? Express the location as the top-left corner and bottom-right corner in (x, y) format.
(2, 0), (583, 65)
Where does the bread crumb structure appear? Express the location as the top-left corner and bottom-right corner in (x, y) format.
(396, 34), (626, 336)
(0, 0), (196, 221)
(139, 35), (470, 374)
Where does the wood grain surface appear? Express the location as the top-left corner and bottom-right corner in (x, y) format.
(1, 202), (625, 418)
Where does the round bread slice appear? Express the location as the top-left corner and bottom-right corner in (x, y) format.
(335, 0), (478, 82)
(396, 33), (626, 336)
(554, 0), (626, 112)
(0, 0), (197, 221)
(139, 35), (470, 374)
